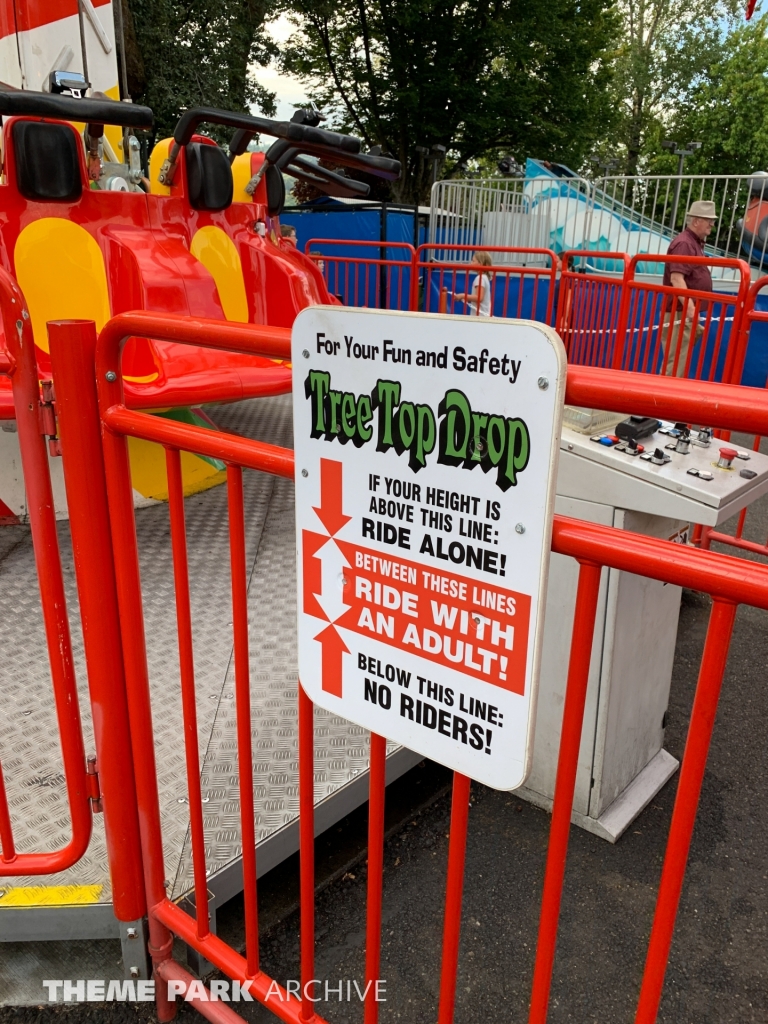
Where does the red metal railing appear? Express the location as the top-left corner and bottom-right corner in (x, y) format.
(546, 368), (768, 1024)
(699, 275), (768, 555)
(304, 239), (415, 311)
(43, 308), (768, 1024)
(299, 240), (760, 392)
(615, 254), (751, 383)
(94, 313), (300, 1023)
(554, 251), (629, 366)
(295, 240), (765, 398)
(0, 271), (146, 924)
(0, 273), (93, 875)
(413, 244), (557, 322)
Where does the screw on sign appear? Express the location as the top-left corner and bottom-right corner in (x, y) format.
(293, 307), (565, 790)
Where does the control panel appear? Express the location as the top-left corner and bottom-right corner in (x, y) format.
(558, 414), (768, 525)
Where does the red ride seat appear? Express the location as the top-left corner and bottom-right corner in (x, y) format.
(0, 115), (290, 416)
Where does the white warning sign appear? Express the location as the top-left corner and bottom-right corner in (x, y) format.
(293, 308), (565, 790)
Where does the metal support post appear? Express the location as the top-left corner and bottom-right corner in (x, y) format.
(112, 0), (130, 102)
(180, 893), (217, 978)
(76, 0), (90, 86)
(119, 917), (150, 981)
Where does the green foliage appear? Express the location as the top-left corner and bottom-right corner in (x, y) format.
(598, 0), (742, 174)
(645, 15), (768, 175)
(278, 0), (619, 202)
(122, 0), (277, 143)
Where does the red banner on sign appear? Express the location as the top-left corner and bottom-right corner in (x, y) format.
(303, 530), (530, 696)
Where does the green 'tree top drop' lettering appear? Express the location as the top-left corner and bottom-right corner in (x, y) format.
(305, 372), (530, 491)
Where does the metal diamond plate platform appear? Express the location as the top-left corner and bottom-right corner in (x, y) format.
(0, 394), (418, 940)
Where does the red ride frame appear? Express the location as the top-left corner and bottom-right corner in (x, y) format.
(43, 310), (768, 1024)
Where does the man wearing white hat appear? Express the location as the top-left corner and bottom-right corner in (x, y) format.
(661, 199), (717, 375)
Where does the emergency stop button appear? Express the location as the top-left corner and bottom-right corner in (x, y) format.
(717, 447), (737, 469)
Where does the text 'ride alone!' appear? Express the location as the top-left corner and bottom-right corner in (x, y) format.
(293, 308), (565, 790)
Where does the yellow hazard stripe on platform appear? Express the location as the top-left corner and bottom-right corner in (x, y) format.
(0, 884), (103, 907)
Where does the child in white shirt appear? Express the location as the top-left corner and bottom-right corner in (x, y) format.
(452, 251), (493, 316)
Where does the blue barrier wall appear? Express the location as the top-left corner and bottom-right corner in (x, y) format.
(281, 204), (423, 311)
(743, 292), (768, 389)
(281, 204), (425, 253)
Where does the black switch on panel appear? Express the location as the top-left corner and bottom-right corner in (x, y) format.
(616, 415), (661, 442)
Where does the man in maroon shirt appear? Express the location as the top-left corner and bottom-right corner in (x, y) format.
(661, 199), (717, 375)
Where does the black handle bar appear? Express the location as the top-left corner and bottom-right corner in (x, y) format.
(286, 157), (370, 198)
(267, 138), (400, 181)
(0, 89), (153, 129)
(230, 127), (400, 180)
(157, 106), (362, 186)
(173, 107), (359, 154)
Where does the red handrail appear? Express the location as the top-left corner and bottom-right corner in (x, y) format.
(304, 238), (415, 257)
(0, 272), (92, 874)
(304, 239), (415, 311)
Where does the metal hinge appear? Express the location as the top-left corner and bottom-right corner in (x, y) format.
(39, 380), (62, 457)
(86, 755), (103, 813)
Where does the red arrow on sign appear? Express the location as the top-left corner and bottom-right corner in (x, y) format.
(312, 459), (352, 536)
(315, 622), (349, 696)
(302, 530), (328, 621)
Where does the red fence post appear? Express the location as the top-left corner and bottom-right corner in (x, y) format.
(528, 561), (603, 1024)
(409, 248), (420, 312)
(437, 772), (472, 1024)
(298, 685), (316, 1022)
(47, 320), (147, 927)
(730, 274), (768, 387)
(634, 599), (738, 1024)
(96, 327), (179, 1019)
(227, 464), (261, 977)
(364, 733), (387, 1024)
(613, 260), (633, 371)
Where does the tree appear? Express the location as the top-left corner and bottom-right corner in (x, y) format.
(605, 0), (740, 175)
(121, 0), (277, 143)
(646, 14), (768, 176)
(278, 0), (619, 202)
